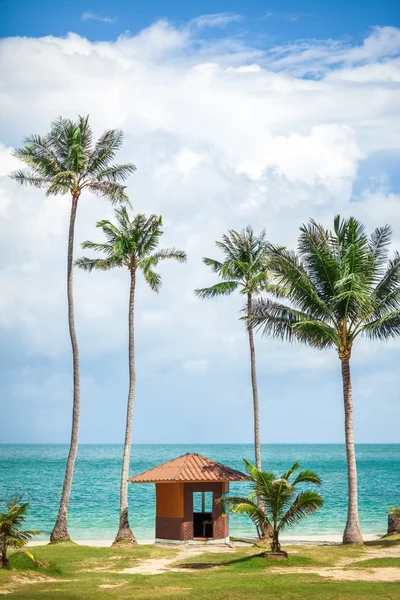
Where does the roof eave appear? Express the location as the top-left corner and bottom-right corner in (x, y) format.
(129, 477), (250, 484)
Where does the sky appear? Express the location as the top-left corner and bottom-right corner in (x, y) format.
(0, 1), (399, 445)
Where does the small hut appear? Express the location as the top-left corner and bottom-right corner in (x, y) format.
(129, 453), (249, 543)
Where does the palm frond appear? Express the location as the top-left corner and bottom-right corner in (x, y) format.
(95, 163), (137, 183)
(298, 219), (339, 301)
(222, 496), (272, 532)
(194, 281), (239, 299)
(75, 257), (121, 272)
(87, 181), (131, 205)
(268, 245), (336, 323)
(12, 134), (63, 178)
(373, 252), (400, 308)
(88, 129), (125, 174)
(149, 248), (187, 264)
(9, 170), (51, 188)
(143, 268), (162, 292)
(80, 240), (115, 257)
(361, 310), (400, 340)
(278, 490), (324, 532)
(368, 225), (392, 281)
(292, 469), (322, 486)
(202, 257), (224, 274)
(251, 297), (337, 348)
(281, 462), (301, 482)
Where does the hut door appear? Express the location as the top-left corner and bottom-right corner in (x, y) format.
(193, 492), (213, 538)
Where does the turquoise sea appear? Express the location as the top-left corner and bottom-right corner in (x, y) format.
(1, 444), (399, 540)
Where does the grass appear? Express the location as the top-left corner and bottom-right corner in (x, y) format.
(0, 536), (399, 600)
(351, 558), (400, 568)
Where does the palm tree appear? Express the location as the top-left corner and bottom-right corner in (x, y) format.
(10, 116), (136, 541)
(76, 207), (186, 544)
(223, 460), (323, 555)
(0, 499), (40, 568)
(195, 227), (269, 470)
(252, 216), (400, 544)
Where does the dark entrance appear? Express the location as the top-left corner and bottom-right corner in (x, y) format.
(193, 491), (213, 538)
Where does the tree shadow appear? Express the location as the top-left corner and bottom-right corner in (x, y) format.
(177, 553), (265, 570)
(365, 538), (400, 548)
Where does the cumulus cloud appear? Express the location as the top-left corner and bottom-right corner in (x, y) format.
(0, 19), (399, 442)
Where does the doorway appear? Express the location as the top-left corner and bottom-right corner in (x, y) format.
(193, 491), (213, 538)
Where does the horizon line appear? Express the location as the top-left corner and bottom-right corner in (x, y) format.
(1, 442), (399, 446)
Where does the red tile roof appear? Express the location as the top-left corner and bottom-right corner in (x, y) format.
(129, 453), (250, 483)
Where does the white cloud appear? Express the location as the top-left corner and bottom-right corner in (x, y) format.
(82, 11), (116, 24)
(0, 20), (400, 441)
(190, 13), (242, 29)
(265, 26), (400, 77)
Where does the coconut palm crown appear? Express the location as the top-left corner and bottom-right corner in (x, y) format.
(76, 206), (186, 544)
(252, 216), (400, 544)
(195, 227), (269, 470)
(223, 460), (323, 554)
(10, 115), (136, 203)
(10, 116), (136, 542)
(0, 499), (39, 568)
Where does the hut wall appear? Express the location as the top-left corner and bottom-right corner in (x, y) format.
(155, 481), (229, 541)
(182, 482), (229, 541)
(155, 483), (185, 540)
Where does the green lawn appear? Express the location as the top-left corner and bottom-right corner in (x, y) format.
(0, 536), (399, 600)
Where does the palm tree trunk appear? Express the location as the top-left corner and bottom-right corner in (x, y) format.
(50, 192), (81, 542)
(247, 293), (261, 470)
(341, 357), (363, 544)
(270, 529), (281, 553)
(114, 269), (137, 545)
(1, 546), (8, 568)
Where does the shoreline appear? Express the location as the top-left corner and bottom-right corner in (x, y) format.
(28, 533), (381, 547)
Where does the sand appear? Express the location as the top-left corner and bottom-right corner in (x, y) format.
(28, 533), (380, 547)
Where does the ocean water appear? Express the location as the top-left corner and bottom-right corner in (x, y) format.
(1, 444), (399, 540)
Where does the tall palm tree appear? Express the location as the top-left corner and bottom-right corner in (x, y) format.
(252, 216), (400, 544)
(10, 116), (136, 541)
(223, 460), (323, 555)
(76, 207), (186, 544)
(195, 227), (269, 469)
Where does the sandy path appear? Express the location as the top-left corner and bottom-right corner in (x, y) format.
(118, 545), (236, 575)
(269, 545), (400, 582)
(269, 566), (400, 582)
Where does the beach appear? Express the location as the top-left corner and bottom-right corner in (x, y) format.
(27, 533), (381, 547)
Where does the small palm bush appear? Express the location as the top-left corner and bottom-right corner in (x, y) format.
(223, 460), (324, 555)
(0, 499), (39, 568)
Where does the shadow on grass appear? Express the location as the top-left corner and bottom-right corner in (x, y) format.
(177, 553), (316, 571)
(176, 553), (264, 571)
(366, 538), (400, 549)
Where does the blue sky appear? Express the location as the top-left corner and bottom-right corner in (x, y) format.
(2, 0), (400, 42)
(0, 1), (400, 445)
